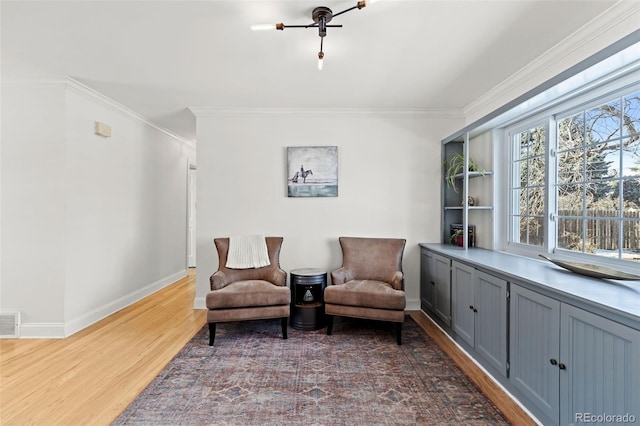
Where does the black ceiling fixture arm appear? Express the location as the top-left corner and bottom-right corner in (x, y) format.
(280, 24), (343, 29)
(252, 1), (375, 68)
(330, 7), (357, 19)
(331, 0), (367, 19)
(274, 2), (369, 32)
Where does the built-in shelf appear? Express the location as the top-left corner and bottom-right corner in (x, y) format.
(441, 133), (495, 249)
(445, 206), (493, 211)
(452, 171), (494, 180)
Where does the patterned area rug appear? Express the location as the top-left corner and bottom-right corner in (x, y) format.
(114, 316), (509, 425)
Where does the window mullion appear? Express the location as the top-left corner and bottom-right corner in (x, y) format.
(547, 117), (557, 253)
(617, 98), (624, 260)
(580, 112), (588, 254)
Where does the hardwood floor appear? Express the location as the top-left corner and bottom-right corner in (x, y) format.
(1, 270), (534, 425)
(409, 312), (537, 426)
(0, 269), (206, 425)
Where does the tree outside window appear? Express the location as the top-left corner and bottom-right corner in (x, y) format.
(510, 88), (639, 263)
(556, 91), (639, 261)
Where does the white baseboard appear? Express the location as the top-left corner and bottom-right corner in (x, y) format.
(64, 269), (187, 337)
(405, 298), (420, 311)
(11, 269), (188, 339)
(193, 296), (207, 310)
(19, 322), (66, 339)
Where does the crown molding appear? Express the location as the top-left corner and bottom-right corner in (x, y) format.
(3, 76), (196, 149)
(64, 78), (196, 148)
(188, 106), (464, 119)
(463, 1), (640, 123)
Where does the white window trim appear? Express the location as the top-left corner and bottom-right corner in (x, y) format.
(504, 116), (550, 259)
(499, 77), (640, 274)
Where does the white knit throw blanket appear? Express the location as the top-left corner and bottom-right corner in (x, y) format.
(226, 235), (271, 269)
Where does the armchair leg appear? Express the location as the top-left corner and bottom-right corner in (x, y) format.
(281, 317), (288, 339)
(395, 322), (402, 345)
(326, 315), (334, 335)
(208, 322), (216, 346)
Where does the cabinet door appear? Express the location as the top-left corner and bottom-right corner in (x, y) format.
(432, 253), (452, 326)
(420, 250), (434, 312)
(474, 270), (508, 376)
(451, 261), (475, 347)
(510, 284), (560, 424)
(560, 303), (640, 426)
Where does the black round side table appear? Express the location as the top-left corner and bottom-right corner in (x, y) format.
(290, 268), (327, 330)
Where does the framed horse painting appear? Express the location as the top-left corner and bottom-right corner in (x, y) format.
(287, 146), (338, 197)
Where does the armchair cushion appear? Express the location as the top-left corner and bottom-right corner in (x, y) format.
(206, 280), (291, 309)
(324, 280), (405, 310)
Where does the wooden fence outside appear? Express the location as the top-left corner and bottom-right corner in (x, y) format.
(558, 210), (640, 250)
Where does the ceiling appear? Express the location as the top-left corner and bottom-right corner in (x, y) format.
(1, 0), (619, 142)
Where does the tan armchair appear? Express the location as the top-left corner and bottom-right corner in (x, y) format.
(324, 237), (407, 345)
(206, 237), (290, 345)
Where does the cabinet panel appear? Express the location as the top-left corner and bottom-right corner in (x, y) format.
(560, 303), (640, 425)
(420, 250), (434, 312)
(474, 270), (508, 376)
(433, 253), (452, 326)
(453, 262), (508, 377)
(510, 284), (560, 423)
(452, 261), (474, 346)
(420, 250), (451, 327)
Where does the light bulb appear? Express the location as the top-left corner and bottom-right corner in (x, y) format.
(357, 0), (379, 8)
(317, 52), (324, 70)
(251, 23), (283, 31)
(250, 24), (274, 31)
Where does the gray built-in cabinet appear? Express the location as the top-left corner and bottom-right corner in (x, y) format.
(420, 244), (640, 426)
(420, 250), (451, 326)
(509, 284), (560, 421)
(511, 284), (640, 425)
(559, 304), (639, 426)
(451, 261), (508, 377)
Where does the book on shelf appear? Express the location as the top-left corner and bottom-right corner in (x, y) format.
(450, 224), (475, 247)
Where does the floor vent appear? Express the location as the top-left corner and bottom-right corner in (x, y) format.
(0, 312), (20, 338)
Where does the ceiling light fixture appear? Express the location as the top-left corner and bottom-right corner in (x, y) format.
(251, 0), (379, 70)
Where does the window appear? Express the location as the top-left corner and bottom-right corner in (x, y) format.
(556, 91), (640, 261)
(510, 124), (547, 247)
(507, 86), (640, 265)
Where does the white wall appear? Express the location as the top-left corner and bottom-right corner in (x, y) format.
(1, 83), (68, 329)
(192, 109), (464, 311)
(0, 78), (196, 337)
